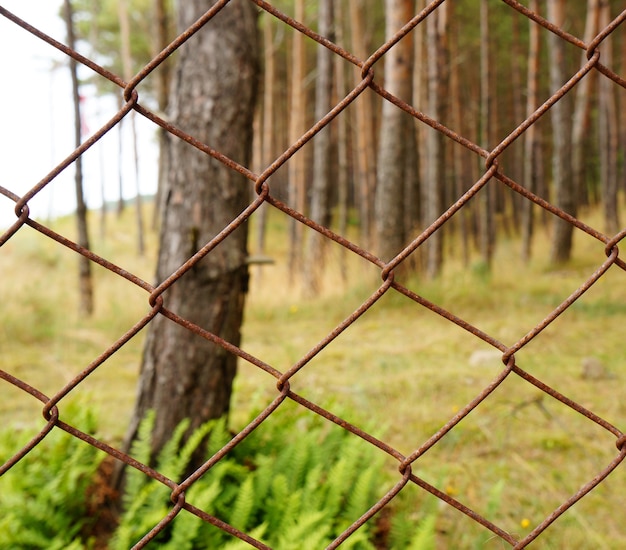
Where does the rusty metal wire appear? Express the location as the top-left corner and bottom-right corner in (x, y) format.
(1, 1), (626, 548)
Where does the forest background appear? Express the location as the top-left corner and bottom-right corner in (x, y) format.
(68, 0), (626, 290)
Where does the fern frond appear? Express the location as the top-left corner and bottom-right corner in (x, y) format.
(221, 524), (268, 550)
(407, 513), (437, 550)
(276, 510), (329, 550)
(229, 475), (256, 532)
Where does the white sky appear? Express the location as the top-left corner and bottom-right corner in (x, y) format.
(0, 1), (158, 228)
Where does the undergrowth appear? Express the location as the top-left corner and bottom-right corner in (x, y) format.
(0, 399), (445, 549)
(0, 402), (102, 549)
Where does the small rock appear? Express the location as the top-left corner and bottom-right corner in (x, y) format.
(469, 349), (503, 368)
(581, 357), (615, 380)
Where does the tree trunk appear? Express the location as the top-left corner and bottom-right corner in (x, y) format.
(421, 4), (446, 278)
(508, 13), (524, 231)
(287, 0), (307, 285)
(547, 0), (576, 264)
(118, 0), (146, 255)
(598, 0), (620, 235)
(375, 0), (413, 264)
(152, 0), (173, 230)
(254, 13), (276, 289)
(334, 0), (349, 283)
(303, 0), (334, 296)
(521, 0), (542, 261)
(479, 0), (495, 269)
(572, 0), (599, 211)
(448, 6), (469, 266)
(64, 0), (94, 316)
(122, 0), (259, 468)
(349, 0), (377, 249)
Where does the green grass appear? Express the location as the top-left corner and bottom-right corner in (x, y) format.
(1, 201), (626, 548)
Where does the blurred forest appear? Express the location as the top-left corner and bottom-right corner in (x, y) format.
(71, 0), (625, 287)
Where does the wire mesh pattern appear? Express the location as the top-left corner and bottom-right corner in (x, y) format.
(1, 1), (626, 548)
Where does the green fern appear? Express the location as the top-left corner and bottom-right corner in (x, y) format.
(406, 513), (437, 550)
(344, 459), (381, 526)
(229, 475), (256, 532)
(276, 510), (330, 550)
(0, 402), (101, 549)
(155, 417), (192, 478)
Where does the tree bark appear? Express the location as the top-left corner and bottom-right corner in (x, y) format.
(122, 0), (259, 468)
(547, 0), (576, 264)
(64, 0), (94, 316)
(375, 0), (413, 264)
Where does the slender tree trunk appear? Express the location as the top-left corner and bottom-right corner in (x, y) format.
(303, 0), (334, 296)
(521, 0), (542, 261)
(375, 0), (413, 264)
(448, 7), (469, 266)
(64, 0), (94, 316)
(421, 3), (445, 278)
(349, 0), (377, 248)
(619, 16), (626, 197)
(122, 0), (259, 470)
(254, 13), (276, 288)
(118, 0), (145, 255)
(572, 0), (599, 211)
(598, 0), (620, 234)
(548, 0), (576, 263)
(152, 0), (172, 230)
(334, 0), (349, 283)
(509, 13), (524, 231)
(287, 0), (307, 284)
(117, 94), (125, 216)
(479, 0), (495, 269)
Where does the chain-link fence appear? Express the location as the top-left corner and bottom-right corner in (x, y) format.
(1, 1), (626, 548)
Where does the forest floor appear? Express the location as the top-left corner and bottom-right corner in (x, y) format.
(1, 200), (626, 548)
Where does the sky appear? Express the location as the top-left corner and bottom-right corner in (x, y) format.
(0, 1), (158, 229)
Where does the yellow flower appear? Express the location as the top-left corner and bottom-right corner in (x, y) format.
(520, 518), (531, 529)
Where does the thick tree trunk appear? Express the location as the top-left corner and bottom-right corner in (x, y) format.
(375, 0), (413, 263)
(548, 0), (576, 263)
(122, 0), (258, 467)
(64, 0), (94, 316)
